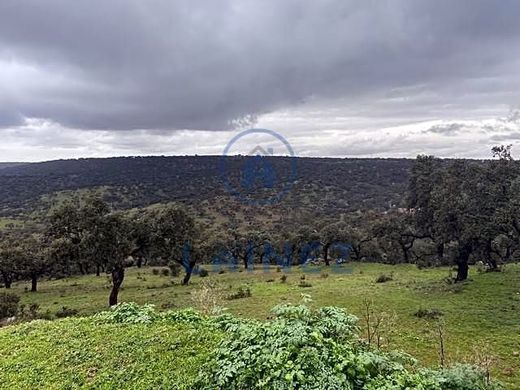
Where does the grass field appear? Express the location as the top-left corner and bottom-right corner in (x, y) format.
(5, 262), (520, 388)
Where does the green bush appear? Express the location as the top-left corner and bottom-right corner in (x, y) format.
(194, 304), (502, 390)
(198, 268), (209, 277)
(94, 302), (158, 324)
(414, 308), (444, 320)
(227, 285), (252, 300)
(0, 292), (19, 319)
(55, 306), (79, 318)
(375, 273), (393, 283)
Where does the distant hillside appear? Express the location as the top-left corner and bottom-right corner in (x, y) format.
(0, 156), (412, 217)
(0, 162), (29, 170)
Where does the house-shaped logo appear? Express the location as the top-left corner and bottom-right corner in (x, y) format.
(249, 145), (274, 156)
(242, 146), (276, 190)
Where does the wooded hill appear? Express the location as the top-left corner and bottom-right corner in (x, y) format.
(0, 156), (411, 217)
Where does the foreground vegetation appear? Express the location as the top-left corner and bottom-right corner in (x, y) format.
(0, 301), (506, 389)
(3, 263), (519, 388)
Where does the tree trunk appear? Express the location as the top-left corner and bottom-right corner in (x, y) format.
(31, 275), (38, 292)
(436, 242), (444, 262)
(455, 243), (471, 282)
(96, 265), (101, 277)
(109, 266), (125, 306)
(400, 242), (410, 263)
(484, 240), (499, 271)
(323, 243), (330, 266)
(243, 246), (254, 269)
(136, 256), (142, 268)
(4, 279), (12, 289)
(182, 260), (196, 285)
(456, 260), (469, 281)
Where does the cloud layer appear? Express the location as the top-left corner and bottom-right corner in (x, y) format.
(1, 0), (520, 160)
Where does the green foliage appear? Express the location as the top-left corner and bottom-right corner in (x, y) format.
(0, 292), (19, 319)
(195, 304), (501, 389)
(227, 285), (252, 300)
(161, 308), (206, 325)
(0, 302), (505, 389)
(94, 302), (158, 324)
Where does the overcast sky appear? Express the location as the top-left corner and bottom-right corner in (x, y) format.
(1, 0), (520, 161)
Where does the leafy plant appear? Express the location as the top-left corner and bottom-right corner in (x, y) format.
(94, 302), (158, 324)
(194, 304), (502, 389)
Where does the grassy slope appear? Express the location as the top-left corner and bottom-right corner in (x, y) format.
(4, 263), (520, 388)
(0, 318), (222, 389)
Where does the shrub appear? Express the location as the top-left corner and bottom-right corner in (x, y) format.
(195, 304), (502, 389)
(414, 308), (444, 320)
(298, 280), (313, 288)
(191, 280), (224, 315)
(0, 292), (20, 319)
(375, 273), (393, 283)
(162, 307), (206, 324)
(27, 303), (40, 319)
(56, 306), (79, 318)
(280, 274), (287, 283)
(161, 268), (170, 277)
(276, 266), (282, 273)
(151, 268), (160, 275)
(198, 268), (209, 277)
(94, 302), (158, 324)
(168, 262), (181, 277)
(227, 285), (252, 300)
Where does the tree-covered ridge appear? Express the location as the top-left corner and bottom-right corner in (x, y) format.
(0, 156), (411, 216)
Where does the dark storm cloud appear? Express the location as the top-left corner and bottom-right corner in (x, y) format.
(1, 0), (520, 132)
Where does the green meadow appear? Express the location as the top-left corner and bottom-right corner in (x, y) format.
(3, 262), (519, 388)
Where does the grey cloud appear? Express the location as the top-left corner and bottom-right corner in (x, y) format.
(490, 132), (520, 142)
(1, 0), (520, 132)
(423, 123), (464, 136)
